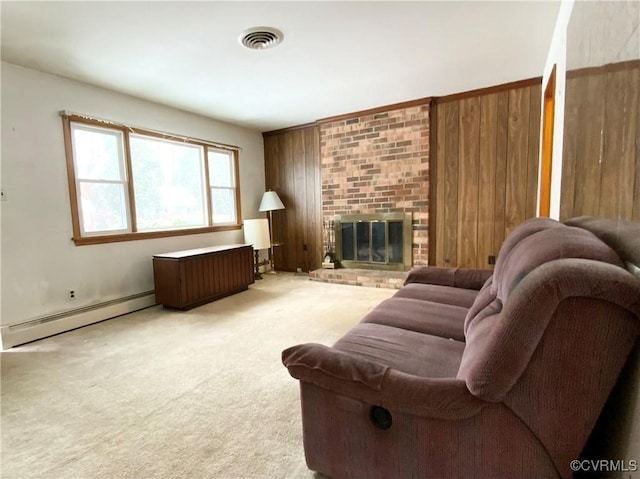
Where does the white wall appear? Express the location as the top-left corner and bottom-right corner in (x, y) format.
(0, 62), (265, 345)
(566, 0), (640, 70)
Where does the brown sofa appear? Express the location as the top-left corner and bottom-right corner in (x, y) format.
(282, 216), (640, 479)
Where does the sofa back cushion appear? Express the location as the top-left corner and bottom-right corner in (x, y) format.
(493, 226), (625, 302)
(491, 217), (563, 283)
(565, 216), (640, 275)
(459, 220), (627, 401)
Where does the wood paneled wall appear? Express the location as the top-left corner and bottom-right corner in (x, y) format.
(263, 125), (322, 272)
(561, 61), (640, 221)
(430, 80), (542, 268)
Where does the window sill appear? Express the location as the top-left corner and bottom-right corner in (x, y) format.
(72, 224), (241, 246)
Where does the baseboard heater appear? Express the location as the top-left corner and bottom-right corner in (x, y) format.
(1, 291), (156, 349)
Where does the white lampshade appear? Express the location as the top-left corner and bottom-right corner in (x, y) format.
(243, 218), (271, 250)
(258, 190), (285, 212)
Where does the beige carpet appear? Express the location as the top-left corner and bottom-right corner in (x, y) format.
(1, 273), (395, 479)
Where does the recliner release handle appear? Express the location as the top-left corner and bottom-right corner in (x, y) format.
(369, 405), (392, 430)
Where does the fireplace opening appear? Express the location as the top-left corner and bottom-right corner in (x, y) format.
(335, 213), (412, 271)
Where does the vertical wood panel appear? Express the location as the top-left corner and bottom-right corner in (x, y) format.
(214, 255), (222, 294)
(634, 66), (640, 221)
(526, 84), (542, 219)
(494, 91), (509, 255)
(477, 93), (498, 268)
(188, 259), (197, 303)
(431, 81), (542, 268)
(202, 255), (210, 296)
(457, 97), (480, 268)
(443, 102), (459, 266)
(263, 135), (280, 191)
(504, 88), (530, 236)
(560, 75), (582, 221)
(435, 103), (447, 266)
(196, 256), (205, 301)
(562, 62), (638, 222)
(285, 130), (304, 270)
(600, 69), (627, 218)
(304, 126), (322, 271)
(285, 132), (296, 271)
(574, 72), (606, 216)
(618, 67), (638, 219)
(263, 124), (322, 272)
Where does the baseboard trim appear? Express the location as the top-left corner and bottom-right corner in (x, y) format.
(1, 291), (156, 349)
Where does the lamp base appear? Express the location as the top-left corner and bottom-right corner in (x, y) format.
(253, 250), (267, 280)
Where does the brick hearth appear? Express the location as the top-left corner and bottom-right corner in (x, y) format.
(309, 268), (407, 289)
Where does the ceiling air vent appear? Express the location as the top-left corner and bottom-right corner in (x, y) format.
(240, 27), (283, 50)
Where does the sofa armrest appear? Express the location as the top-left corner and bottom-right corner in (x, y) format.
(404, 266), (492, 290)
(282, 343), (486, 419)
(459, 258), (640, 403)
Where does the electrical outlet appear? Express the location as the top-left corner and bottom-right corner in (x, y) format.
(69, 290), (76, 300)
(0, 189), (6, 202)
(488, 255), (496, 265)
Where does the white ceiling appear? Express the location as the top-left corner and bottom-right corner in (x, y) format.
(1, 1), (561, 132)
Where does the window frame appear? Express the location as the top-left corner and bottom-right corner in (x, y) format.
(62, 113), (242, 246)
(70, 123), (132, 236)
(207, 146), (240, 226)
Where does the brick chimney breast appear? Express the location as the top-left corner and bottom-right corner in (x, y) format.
(320, 104), (430, 266)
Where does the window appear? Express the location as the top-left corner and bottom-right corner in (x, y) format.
(208, 148), (237, 225)
(62, 114), (241, 245)
(71, 124), (130, 234)
(130, 134), (207, 231)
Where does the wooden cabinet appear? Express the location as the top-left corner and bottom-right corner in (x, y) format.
(153, 244), (254, 310)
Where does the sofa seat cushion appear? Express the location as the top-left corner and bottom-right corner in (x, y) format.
(360, 297), (467, 341)
(333, 322), (464, 378)
(394, 282), (479, 308)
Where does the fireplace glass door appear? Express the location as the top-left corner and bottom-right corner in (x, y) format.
(335, 213), (412, 271)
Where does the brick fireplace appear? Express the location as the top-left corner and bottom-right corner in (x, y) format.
(311, 101), (430, 287)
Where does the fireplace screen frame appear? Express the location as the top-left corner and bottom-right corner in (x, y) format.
(334, 212), (413, 271)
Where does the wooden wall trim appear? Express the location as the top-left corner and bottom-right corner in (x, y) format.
(566, 59), (640, 79)
(433, 77), (542, 105)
